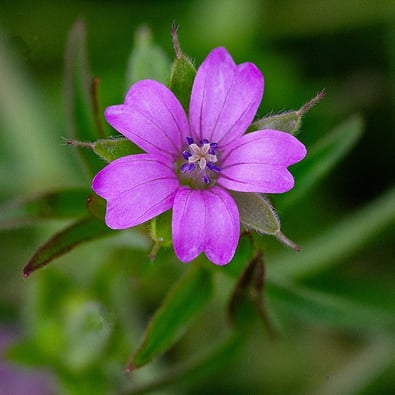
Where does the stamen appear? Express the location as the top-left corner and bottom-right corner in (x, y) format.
(207, 162), (221, 172)
(180, 137), (221, 186)
(180, 163), (196, 173)
(182, 151), (192, 160)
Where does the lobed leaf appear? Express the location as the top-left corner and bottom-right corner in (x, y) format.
(23, 216), (115, 277)
(129, 265), (213, 369)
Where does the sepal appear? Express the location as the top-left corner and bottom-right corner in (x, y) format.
(249, 90), (325, 134)
(230, 191), (299, 251)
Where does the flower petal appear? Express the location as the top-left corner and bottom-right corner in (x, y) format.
(218, 129), (307, 193)
(92, 154), (179, 229)
(172, 186), (240, 265)
(189, 47), (263, 146)
(105, 80), (189, 158)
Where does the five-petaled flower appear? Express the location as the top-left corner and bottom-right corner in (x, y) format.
(92, 47), (306, 265)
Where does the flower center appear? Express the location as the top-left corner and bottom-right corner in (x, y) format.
(179, 137), (221, 186)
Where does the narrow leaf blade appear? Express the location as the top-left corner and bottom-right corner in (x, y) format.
(280, 115), (364, 208)
(267, 278), (395, 332)
(64, 20), (104, 175)
(23, 216), (115, 277)
(130, 265), (213, 369)
(0, 188), (90, 229)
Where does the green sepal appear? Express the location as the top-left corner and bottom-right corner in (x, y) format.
(149, 210), (173, 260)
(93, 137), (142, 162)
(128, 265), (213, 370)
(231, 191), (279, 235)
(250, 110), (301, 134)
(126, 25), (171, 86)
(168, 30), (196, 114)
(249, 90), (325, 135)
(230, 191), (299, 251)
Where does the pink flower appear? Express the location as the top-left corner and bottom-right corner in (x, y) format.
(92, 47), (306, 265)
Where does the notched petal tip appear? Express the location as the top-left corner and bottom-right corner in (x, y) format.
(103, 79), (189, 157)
(92, 154), (179, 229)
(189, 46), (264, 146)
(172, 187), (240, 265)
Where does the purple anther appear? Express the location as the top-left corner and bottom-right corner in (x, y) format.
(186, 137), (194, 145)
(180, 163), (196, 173)
(209, 142), (218, 155)
(200, 138), (209, 145)
(202, 174), (210, 184)
(207, 162), (221, 173)
(182, 150), (192, 160)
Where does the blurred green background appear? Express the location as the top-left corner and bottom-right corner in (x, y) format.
(1, 1), (394, 394)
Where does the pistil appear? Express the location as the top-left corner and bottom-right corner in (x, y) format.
(180, 137), (221, 185)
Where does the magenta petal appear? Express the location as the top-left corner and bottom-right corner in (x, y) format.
(105, 80), (189, 158)
(92, 154), (179, 229)
(172, 186), (240, 265)
(218, 129), (307, 193)
(189, 47), (263, 146)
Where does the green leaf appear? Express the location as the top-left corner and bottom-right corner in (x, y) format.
(64, 20), (104, 175)
(0, 188), (90, 229)
(129, 265), (214, 369)
(267, 277), (395, 333)
(280, 115), (364, 209)
(126, 25), (171, 86)
(268, 185), (395, 280)
(87, 193), (106, 219)
(126, 332), (243, 395)
(23, 216), (115, 277)
(93, 137), (142, 162)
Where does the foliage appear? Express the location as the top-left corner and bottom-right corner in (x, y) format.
(0, 2), (394, 394)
